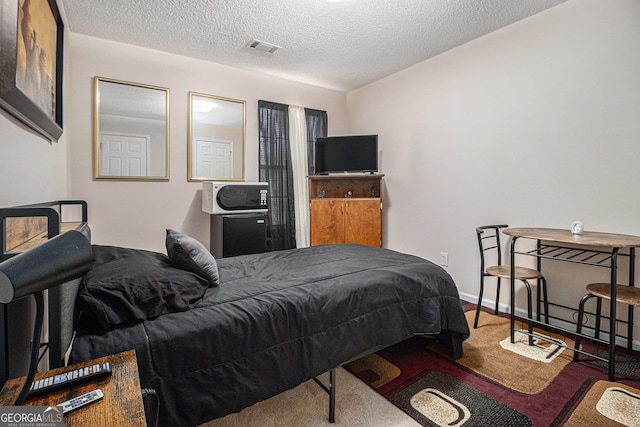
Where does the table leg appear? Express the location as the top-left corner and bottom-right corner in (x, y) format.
(608, 249), (618, 381)
(536, 240), (542, 321)
(510, 237), (517, 344)
(628, 248), (635, 355)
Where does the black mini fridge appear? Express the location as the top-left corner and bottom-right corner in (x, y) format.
(210, 213), (267, 258)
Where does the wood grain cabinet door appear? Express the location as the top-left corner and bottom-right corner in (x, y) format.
(345, 199), (381, 247)
(310, 199), (345, 245)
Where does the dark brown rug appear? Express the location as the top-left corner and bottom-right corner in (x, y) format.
(345, 304), (640, 426)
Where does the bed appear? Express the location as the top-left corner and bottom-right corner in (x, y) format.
(1, 202), (470, 427)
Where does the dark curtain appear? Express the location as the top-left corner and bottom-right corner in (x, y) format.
(258, 100), (296, 251)
(305, 108), (328, 175)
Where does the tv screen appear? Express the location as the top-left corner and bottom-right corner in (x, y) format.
(314, 135), (378, 174)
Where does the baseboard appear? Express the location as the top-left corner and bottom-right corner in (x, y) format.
(459, 291), (510, 312)
(459, 291), (640, 352)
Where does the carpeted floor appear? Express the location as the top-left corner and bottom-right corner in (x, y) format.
(203, 303), (640, 426)
(201, 367), (421, 427)
(345, 305), (640, 426)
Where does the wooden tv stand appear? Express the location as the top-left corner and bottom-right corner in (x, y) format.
(309, 174), (383, 247)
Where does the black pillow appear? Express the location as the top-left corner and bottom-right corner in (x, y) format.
(165, 229), (219, 287)
(77, 245), (209, 330)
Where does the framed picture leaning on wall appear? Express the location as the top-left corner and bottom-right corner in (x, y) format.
(0, 0), (63, 141)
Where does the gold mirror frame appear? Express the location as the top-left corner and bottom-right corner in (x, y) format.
(188, 92), (245, 182)
(93, 77), (170, 181)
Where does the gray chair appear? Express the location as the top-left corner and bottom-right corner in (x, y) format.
(475, 225), (549, 334)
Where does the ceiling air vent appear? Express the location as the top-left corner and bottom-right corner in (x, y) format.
(247, 39), (281, 54)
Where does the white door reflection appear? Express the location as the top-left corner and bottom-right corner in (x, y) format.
(188, 92), (245, 181)
(194, 138), (233, 178)
(100, 133), (150, 176)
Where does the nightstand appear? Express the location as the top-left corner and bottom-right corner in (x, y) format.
(0, 350), (146, 426)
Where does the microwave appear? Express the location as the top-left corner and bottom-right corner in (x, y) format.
(202, 182), (268, 214)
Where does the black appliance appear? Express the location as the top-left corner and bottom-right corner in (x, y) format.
(314, 134), (378, 174)
(210, 213), (267, 258)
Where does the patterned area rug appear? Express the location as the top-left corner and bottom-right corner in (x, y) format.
(441, 311), (575, 394)
(344, 305), (640, 426)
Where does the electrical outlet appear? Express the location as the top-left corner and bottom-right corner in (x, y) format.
(440, 252), (449, 267)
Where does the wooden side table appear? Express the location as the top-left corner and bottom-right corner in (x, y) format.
(0, 350), (146, 426)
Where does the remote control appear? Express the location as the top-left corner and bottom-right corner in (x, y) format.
(58, 389), (104, 414)
(28, 362), (112, 396)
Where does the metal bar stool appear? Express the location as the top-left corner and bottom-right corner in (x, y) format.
(475, 225), (549, 344)
(573, 283), (640, 363)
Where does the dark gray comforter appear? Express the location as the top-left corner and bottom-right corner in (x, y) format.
(70, 244), (469, 426)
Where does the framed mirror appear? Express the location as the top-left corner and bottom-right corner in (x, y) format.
(188, 92), (245, 182)
(93, 77), (170, 181)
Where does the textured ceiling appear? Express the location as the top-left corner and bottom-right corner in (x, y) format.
(60, 0), (567, 91)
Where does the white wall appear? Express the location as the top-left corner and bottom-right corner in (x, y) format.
(66, 34), (348, 252)
(347, 0), (640, 338)
(0, 112), (68, 206)
(0, 19), (73, 207)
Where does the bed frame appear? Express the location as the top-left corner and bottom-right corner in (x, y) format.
(0, 200), (89, 386)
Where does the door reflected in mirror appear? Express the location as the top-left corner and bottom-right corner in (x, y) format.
(188, 92), (245, 182)
(93, 77), (170, 181)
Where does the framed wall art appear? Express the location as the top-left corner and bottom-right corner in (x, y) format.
(0, 0), (63, 141)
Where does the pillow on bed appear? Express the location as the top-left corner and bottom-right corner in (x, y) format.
(165, 229), (219, 287)
(77, 245), (209, 330)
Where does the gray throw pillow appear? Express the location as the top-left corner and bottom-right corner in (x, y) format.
(166, 229), (219, 287)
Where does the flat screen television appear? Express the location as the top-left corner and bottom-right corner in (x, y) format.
(314, 135), (378, 174)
